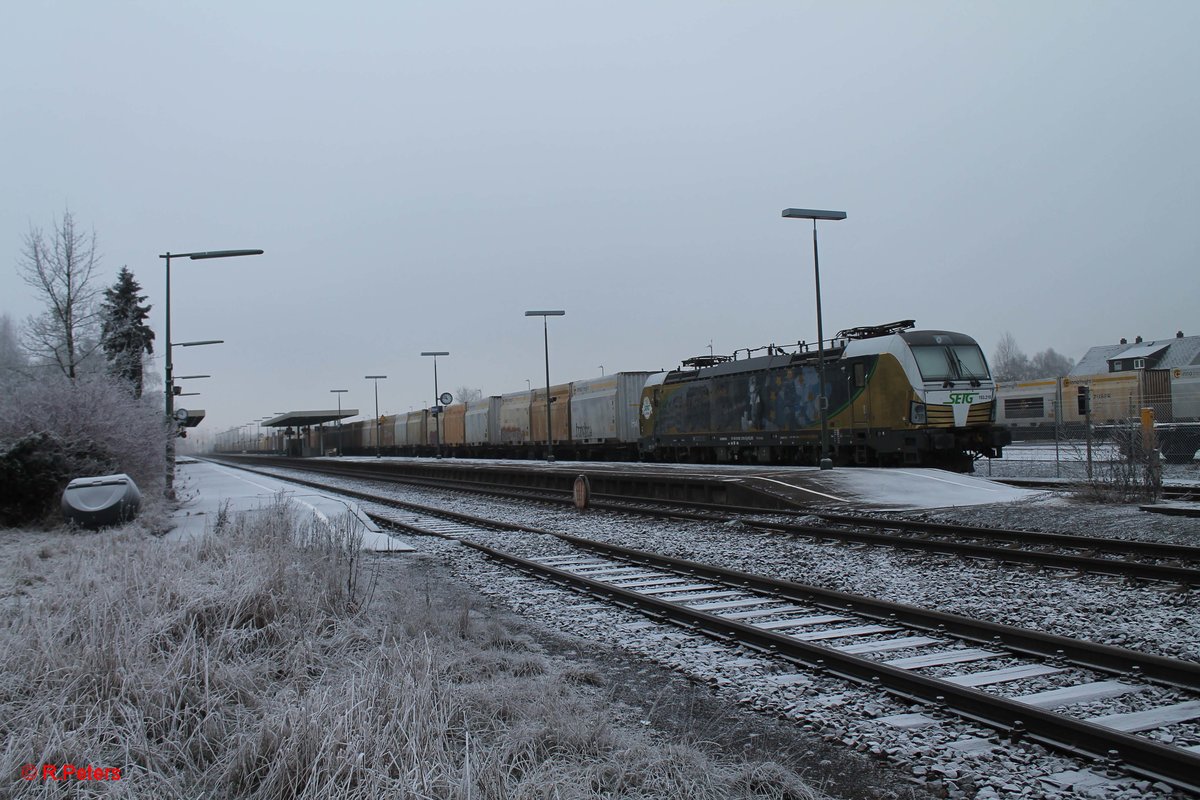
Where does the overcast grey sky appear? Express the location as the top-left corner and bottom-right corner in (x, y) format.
(3, 2), (1197, 439)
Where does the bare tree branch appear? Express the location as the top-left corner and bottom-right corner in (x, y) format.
(17, 209), (102, 379)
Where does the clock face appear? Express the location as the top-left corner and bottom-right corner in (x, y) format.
(174, 408), (190, 421)
(440, 392), (453, 405)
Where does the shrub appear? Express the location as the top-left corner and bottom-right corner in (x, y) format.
(0, 372), (166, 527)
(0, 432), (75, 526)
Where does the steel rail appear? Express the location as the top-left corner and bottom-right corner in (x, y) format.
(741, 520), (1200, 585)
(266, 456), (1200, 582)
(812, 512), (1200, 561)
(995, 477), (1200, 500)
(211, 456), (1195, 561)
(463, 539), (1200, 794)
(537, 531), (1200, 692)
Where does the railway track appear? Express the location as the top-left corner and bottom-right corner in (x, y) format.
(996, 477), (1200, 502)
(202, 460), (1200, 793)
(210, 457), (1200, 586)
(358, 497), (1200, 793)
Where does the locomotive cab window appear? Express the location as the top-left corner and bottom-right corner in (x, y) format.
(911, 345), (990, 382)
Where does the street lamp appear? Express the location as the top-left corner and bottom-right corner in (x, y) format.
(172, 373), (210, 399)
(330, 389), (348, 457)
(365, 375), (387, 457)
(420, 351), (450, 458)
(161, 248), (262, 497)
(525, 310), (565, 462)
(782, 208), (846, 470)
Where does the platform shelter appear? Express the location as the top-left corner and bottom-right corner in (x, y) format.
(262, 409), (359, 456)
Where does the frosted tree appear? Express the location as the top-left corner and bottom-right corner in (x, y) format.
(1029, 348), (1074, 378)
(454, 386), (483, 404)
(0, 314), (25, 383)
(100, 267), (155, 397)
(17, 210), (101, 379)
(991, 332), (1031, 382)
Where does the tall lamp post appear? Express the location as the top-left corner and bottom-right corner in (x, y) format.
(169, 340), (221, 449)
(330, 389), (348, 456)
(172, 373), (210, 402)
(782, 208), (846, 470)
(420, 351), (450, 458)
(365, 375), (387, 457)
(525, 310), (565, 462)
(161, 248), (262, 497)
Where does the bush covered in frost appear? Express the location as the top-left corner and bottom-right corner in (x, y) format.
(0, 372), (166, 526)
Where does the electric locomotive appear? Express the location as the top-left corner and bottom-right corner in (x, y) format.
(638, 321), (1009, 470)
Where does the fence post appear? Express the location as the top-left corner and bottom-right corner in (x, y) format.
(1053, 390), (1061, 479)
(1085, 403), (1093, 481)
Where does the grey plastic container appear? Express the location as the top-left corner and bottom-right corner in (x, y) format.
(61, 473), (142, 529)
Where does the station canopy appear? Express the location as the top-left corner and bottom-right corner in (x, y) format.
(262, 409), (359, 429)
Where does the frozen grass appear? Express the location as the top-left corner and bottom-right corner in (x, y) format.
(1, 500), (829, 799)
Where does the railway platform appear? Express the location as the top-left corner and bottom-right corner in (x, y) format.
(211, 454), (1040, 512)
(165, 457), (413, 551)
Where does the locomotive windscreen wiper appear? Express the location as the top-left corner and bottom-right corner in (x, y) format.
(950, 347), (982, 387)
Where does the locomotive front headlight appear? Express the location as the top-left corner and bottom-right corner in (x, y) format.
(910, 401), (926, 425)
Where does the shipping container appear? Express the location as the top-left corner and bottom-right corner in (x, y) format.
(531, 384), (572, 443)
(570, 372), (655, 444)
(465, 397), (501, 445)
(406, 410), (429, 449)
(440, 404), (466, 446)
(500, 391), (532, 445)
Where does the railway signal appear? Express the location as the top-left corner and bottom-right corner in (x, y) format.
(1077, 385), (1091, 415)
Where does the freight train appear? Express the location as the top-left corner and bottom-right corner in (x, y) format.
(994, 366), (1200, 462)
(238, 321), (1011, 471)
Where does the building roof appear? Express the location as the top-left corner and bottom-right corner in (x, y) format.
(1110, 341), (1170, 361)
(1069, 334), (1200, 376)
(262, 409), (359, 428)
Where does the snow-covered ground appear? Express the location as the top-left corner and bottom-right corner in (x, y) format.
(167, 459), (412, 551)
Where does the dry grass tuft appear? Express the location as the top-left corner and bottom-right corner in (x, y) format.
(2, 499), (830, 799)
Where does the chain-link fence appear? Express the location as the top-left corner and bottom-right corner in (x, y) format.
(984, 416), (1200, 494)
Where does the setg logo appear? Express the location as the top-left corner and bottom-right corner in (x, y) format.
(948, 392), (976, 405)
